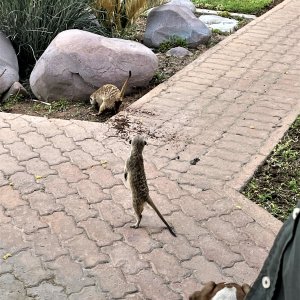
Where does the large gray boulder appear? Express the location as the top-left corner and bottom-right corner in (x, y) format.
(144, 5), (211, 48)
(166, 0), (196, 12)
(0, 32), (19, 98)
(30, 29), (158, 102)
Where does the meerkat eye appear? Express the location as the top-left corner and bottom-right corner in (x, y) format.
(144, 141), (147, 145)
(129, 140), (132, 144)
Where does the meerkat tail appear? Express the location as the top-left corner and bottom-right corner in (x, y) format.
(146, 197), (176, 237)
(120, 70), (132, 99)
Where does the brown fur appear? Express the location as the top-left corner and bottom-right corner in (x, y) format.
(124, 135), (176, 237)
(90, 70), (131, 115)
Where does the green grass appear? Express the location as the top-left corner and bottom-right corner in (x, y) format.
(158, 36), (188, 53)
(243, 116), (300, 222)
(192, 0), (273, 14)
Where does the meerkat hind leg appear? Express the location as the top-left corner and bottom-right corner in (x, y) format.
(131, 214), (142, 228)
(131, 202), (143, 228)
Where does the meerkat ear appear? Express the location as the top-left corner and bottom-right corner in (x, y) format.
(144, 141), (147, 145)
(129, 139), (132, 144)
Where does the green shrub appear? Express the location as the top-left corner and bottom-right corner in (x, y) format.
(158, 36), (188, 53)
(0, 0), (107, 76)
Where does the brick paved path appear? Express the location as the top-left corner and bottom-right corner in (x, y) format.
(1, 0), (300, 298)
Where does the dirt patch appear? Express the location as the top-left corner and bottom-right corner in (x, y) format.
(243, 116), (300, 222)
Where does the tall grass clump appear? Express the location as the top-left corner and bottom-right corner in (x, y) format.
(0, 0), (108, 76)
(91, 0), (166, 33)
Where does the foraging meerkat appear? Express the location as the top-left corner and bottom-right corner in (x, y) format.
(124, 135), (176, 237)
(90, 70), (131, 115)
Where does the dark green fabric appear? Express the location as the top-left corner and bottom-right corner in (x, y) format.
(246, 202), (300, 300)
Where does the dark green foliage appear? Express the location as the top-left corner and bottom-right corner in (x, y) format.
(243, 116), (300, 221)
(0, 0), (107, 76)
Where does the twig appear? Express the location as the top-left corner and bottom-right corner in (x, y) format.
(31, 99), (51, 106)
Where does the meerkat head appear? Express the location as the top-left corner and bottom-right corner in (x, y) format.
(90, 95), (96, 105)
(129, 135), (147, 152)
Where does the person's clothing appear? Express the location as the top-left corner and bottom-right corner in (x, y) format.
(246, 201), (300, 300)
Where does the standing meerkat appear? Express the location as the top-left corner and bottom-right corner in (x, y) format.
(124, 135), (176, 237)
(90, 70), (131, 115)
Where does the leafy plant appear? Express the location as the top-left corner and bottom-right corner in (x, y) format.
(158, 36), (188, 53)
(0, 0), (107, 76)
(91, 0), (165, 33)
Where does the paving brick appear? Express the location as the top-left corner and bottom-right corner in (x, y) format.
(231, 242), (268, 269)
(93, 200), (132, 227)
(110, 184), (132, 210)
(221, 210), (254, 227)
(168, 211), (208, 240)
(42, 212), (83, 240)
(71, 180), (109, 204)
(51, 162), (88, 183)
(192, 235), (242, 268)
(103, 241), (149, 275)
(0, 153), (24, 175)
(0, 274), (27, 300)
(63, 234), (109, 268)
(182, 256), (230, 284)
(20, 131), (50, 148)
(63, 123), (93, 141)
(10, 118), (34, 135)
(116, 227), (162, 253)
(144, 248), (190, 281)
(154, 231), (199, 260)
(27, 282), (67, 300)
(35, 145), (69, 165)
(0, 185), (27, 209)
(7, 205), (47, 234)
(76, 138), (109, 157)
(0, 223), (30, 253)
(42, 175), (76, 198)
(11, 251), (52, 286)
(205, 218), (248, 245)
(24, 191), (64, 215)
(10, 172), (42, 194)
(84, 165), (121, 188)
(34, 120), (63, 138)
(79, 218), (122, 247)
(90, 264), (138, 298)
(150, 177), (187, 200)
(46, 255), (94, 294)
(174, 195), (216, 221)
(0, 128), (20, 144)
(29, 228), (68, 261)
(21, 158), (56, 177)
(6, 141), (39, 161)
(171, 276), (201, 300)
(241, 222), (275, 250)
(224, 261), (258, 284)
(127, 269), (181, 300)
(49, 135), (77, 152)
(69, 286), (106, 300)
(64, 149), (99, 169)
(57, 194), (98, 222)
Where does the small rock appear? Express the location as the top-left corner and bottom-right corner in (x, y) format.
(0, 32), (19, 96)
(190, 157), (200, 165)
(1, 82), (28, 102)
(166, 0), (196, 12)
(144, 5), (211, 48)
(199, 15), (238, 33)
(166, 47), (192, 58)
